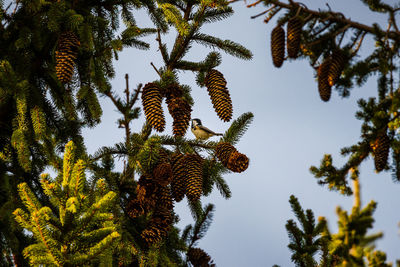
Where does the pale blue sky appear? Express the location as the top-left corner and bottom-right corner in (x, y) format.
(83, 0), (400, 265)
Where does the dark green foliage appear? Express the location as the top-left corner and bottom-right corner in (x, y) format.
(1, 0), (255, 264)
(285, 195), (389, 266)
(286, 195), (327, 267)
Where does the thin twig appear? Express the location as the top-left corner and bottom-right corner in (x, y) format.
(125, 74), (130, 104)
(251, 9), (269, 19)
(150, 62), (162, 77)
(12, 0), (20, 15)
(247, 0), (262, 8)
(351, 32), (366, 56)
(129, 83), (142, 109)
(307, 24), (350, 47)
(124, 74), (132, 150)
(263, 7), (281, 23)
(337, 24), (351, 46)
(156, 29), (169, 64)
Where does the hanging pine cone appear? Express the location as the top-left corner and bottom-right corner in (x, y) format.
(155, 185), (173, 211)
(373, 130), (390, 172)
(185, 154), (203, 202)
(141, 83), (165, 132)
(141, 225), (162, 245)
(55, 31), (80, 84)
(187, 248), (215, 267)
(151, 208), (172, 237)
(167, 97), (192, 137)
(317, 58), (332, 102)
(171, 153), (187, 202)
(126, 199), (145, 219)
(271, 25), (285, 68)
(286, 17), (302, 59)
(153, 162), (173, 186)
(328, 50), (347, 87)
(215, 142), (249, 173)
(228, 151), (250, 173)
(204, 69), (232, 122)
(137, 175), (158, 210)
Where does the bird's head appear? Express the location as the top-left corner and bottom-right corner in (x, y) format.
(191, 118), (202, 128)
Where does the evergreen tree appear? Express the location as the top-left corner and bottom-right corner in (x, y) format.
(14, 141), (120, 266)
(240, 0), (400, 265)
(1, 0), (253, 265)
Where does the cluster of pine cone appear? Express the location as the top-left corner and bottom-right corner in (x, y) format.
(270, 17), (348, 102)
(141, 83), (192, 136)
(204, 69), (233, 122)
(215, 142), (249, 173)
(270, 17), (303, 68)
(127, 172), (173, 245)
(371, 129), (390, 172)
(127, 150), (206, 245)
(187, 247), (215, 267)
(127, 142), (249, 244)
(317, 50), (347, 102)
(55, 31), (80, 84)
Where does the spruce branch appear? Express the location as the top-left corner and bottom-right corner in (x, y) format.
(222, 112), (254, 145)
(192, 33), (253, 59)
(258, 0), (400, 41)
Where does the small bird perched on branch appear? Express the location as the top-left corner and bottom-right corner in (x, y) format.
(191, 118), (223, 140)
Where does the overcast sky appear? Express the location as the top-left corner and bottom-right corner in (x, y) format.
(82, 0), (400, 265)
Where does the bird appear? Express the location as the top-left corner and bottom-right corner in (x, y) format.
(191, 118), (223, 140)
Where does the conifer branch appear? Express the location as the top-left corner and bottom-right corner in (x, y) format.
(259, 0), (400, 41)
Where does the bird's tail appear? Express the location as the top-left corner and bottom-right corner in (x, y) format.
(216, 133), (223, 136)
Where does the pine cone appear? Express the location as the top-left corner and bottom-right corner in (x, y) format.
(215, 142), (249, 172)
(204, 70), (233, 122)
(373, 130), (390, 172)
(156, 185), (173, 211)
(328, 50), (347, 87)
(228, 151), (249, 173)
(137, 175), (158, 210)
(141, 225), (162, 245)
(187, 248), (215, 267)
(286, 17), (302, 59)
(171, 153), (187, 202)
(153, 162), (173, 186)
(185, 154), (203, 202)
(126, 198), (145, 218)
(55, 32), (80, 84)
(317, 58), (332, 102)
(271, 25), (285, 67)
(141, 83), (165, 132)
(167, 97), (192, 137)
(151, 207), (172, 237)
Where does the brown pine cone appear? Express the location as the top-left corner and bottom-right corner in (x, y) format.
(271, 25), (285, 67)
(187, 247), (215, 267)
(373, 130), (390, 172)
(185, 154), (203, 202)
(55, 32), (80, 83)
(286, 17), (302, 59)
(215, 142), (249, 173)
(153, 162), (173, 186)
(317, 58), (332, 102)
(141, 83), (165, 132)
(204, 70), (233, 122)
(171, 153), (187, 202)
(328, 50), (347, 87)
